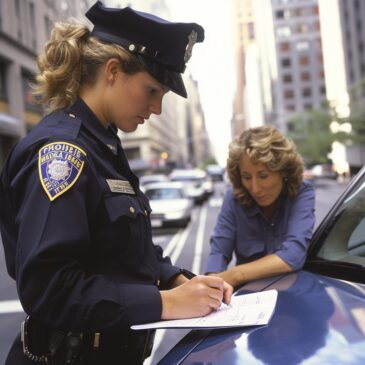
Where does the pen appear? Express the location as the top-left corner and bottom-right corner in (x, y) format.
(180, 268), (230, 306)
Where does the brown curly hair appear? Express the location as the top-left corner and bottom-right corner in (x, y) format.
(227, 125), (304, 206)
(33, 21), (144, 113)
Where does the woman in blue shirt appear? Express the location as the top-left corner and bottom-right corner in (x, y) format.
(207, 126), (315, 287)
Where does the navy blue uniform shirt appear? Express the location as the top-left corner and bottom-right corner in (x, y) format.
(0, 98), (180, 333)
(206, 181), (315, 273)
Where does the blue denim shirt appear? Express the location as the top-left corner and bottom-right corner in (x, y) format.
(206, 180), (315, 273)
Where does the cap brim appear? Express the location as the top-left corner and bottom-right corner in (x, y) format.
(137, 56), (187, 98)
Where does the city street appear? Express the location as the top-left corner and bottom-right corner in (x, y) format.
(0, 178), (348, 364)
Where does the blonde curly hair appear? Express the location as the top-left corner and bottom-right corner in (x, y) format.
(33, 21), (143, 113)
(227, 125), (304, 206)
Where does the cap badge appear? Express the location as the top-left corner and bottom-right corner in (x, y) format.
(184, 30), (198, 63)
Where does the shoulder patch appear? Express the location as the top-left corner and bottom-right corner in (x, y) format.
(38, 142), (87, 201)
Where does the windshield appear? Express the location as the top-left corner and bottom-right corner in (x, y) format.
(315, 177), (365, 267)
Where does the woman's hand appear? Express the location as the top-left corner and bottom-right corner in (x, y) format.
(160, 275), (233, 320)
(208, 254), (293, 288)
(208, 268), (241, 287)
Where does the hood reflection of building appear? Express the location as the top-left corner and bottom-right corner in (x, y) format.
(247, 271), (334, 365)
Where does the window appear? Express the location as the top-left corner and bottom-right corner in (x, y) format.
(296, 41), (309, 51)
(286, 104), (295, 111)
(304, 103), (313, 110)
(320, 85), (326, 95)
(318, 53), (323, 64)
(282, 58), (291, 67)
(302, 88), (312, 97)
(280, 42), (290, 52)
(248, 22), (255, 40)
(29, 2), (36, 50)
(301, 72), (310, 81)
(291, 8), (302, 17)
(283, 74), (293, 83)
(299, 56), (309, 65)
(359, 41), (364, 53)
(356, 21), (362, 32)
(316, 176), (365, 267)
(319, 69), (325, 79)
(348, 50), (353, 62)
(349, 69), (354, 83)
(284, 89), (294, 99)
(280, 42), (290, 51)
(276, 10), (284, 19)
(361, 63), (365, 76)
(125, 147), (140, 160)
(296, 24), (308, 34)
(277, 26), (291, 37)
(312, 5), (319, 14)
(15, 0), (22, 40)
(22, 70), (42, 112)
(0, 60), (6, 100)
(45, 16), (53, 37)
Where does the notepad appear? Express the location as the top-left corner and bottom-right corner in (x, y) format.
(131, 289), (278, 330)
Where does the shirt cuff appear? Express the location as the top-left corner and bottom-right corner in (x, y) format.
(121, 284), (162, 325)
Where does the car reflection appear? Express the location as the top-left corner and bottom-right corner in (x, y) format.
(161, 272), (335, 365)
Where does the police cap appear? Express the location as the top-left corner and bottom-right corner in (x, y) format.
(85, 1), (205, 98)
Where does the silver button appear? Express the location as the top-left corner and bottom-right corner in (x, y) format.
(68, 113), (76, 118)
(129, 207), (135, 214)
(129, 44), (136, 52)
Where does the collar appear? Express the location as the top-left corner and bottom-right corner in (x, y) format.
(245, 193), (288, 218)
(67, 97), (119, 155)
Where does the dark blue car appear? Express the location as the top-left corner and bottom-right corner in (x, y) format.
(159, 166), (365, 365)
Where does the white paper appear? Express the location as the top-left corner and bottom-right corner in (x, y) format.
(131, 289), (278, 330)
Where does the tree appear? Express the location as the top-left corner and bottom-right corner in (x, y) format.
(286, 109), (335, 166)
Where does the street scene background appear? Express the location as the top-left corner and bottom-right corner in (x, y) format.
(1, 0), (365, 364)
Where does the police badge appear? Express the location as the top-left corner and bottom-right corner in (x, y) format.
(184, 30), (198, 63)
(38, 142), (87, 201)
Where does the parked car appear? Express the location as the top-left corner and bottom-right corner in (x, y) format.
(159, 165), (365, 365)
(139, 174), (169, 191)
(143, 182), (193, 228)
(310, 163), (338, 180)
(169, 169), (207, 204)
(206, 164), (225, 182)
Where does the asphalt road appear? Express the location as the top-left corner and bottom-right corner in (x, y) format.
(0, 178), (348, 364)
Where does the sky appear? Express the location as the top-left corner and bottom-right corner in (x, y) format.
(166, 0), (236, 166)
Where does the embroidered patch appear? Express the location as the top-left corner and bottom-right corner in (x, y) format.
(38, 142), (87, 201)
(106, 179), (136, 195)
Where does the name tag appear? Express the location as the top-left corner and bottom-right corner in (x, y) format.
(106, 179), (136, 195)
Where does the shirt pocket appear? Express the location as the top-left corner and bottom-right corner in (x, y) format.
(103, 194), (149, 267)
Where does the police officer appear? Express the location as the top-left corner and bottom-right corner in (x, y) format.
(0, 1), (232, 364)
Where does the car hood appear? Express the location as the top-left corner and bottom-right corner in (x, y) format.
(149, 199), (191, 213)
(159, 270), (365, 365)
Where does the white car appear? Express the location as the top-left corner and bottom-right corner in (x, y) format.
(139, 174), (169, 192)
(169, 169), (207, 204)
(143, 182), (193, 228)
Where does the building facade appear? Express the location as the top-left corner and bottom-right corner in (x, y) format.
(0, 0), (91, 168)
(271, 0), (327, 131)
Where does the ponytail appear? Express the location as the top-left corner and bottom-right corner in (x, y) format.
(33, 22), (143, 113)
